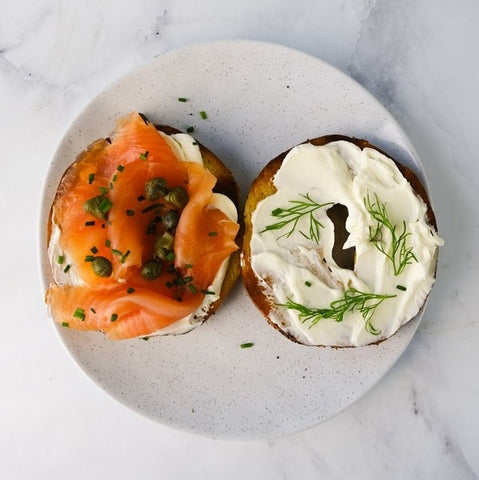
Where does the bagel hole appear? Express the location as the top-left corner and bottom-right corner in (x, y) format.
(326, 203), (355, 270)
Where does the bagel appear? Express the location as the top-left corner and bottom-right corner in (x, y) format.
(241, 135), (443, 347)
(45, 112), (240, 339)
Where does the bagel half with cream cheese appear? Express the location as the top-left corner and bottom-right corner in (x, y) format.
(242, 135), (443, 347)
(46, 112), (240, 340)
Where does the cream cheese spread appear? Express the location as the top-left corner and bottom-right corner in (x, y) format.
(249, 140), (443, 346)
(49, 131), (237, 338)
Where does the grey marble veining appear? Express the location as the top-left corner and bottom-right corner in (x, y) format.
(1, 1), (478, 479)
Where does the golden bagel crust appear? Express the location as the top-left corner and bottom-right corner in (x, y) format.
(241, 135), (437, 346)
(48, 123), (241, 332)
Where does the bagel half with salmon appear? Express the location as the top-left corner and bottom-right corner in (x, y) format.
(45, 112), (240, 340)
(241, 135), (443, 347)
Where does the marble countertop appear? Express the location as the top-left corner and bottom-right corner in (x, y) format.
(1, 1), (478, 478)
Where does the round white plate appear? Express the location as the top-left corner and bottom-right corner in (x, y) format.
(40, 40), (429, 439)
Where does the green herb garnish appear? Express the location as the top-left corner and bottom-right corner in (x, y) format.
(261, 194), (334, 243)
(88, 173), (95, 184)
(90, 246), (98, 254)
(240, 342), (254, 349)
(305, 281), (312, 287)
(110, 313), (118, 322)
(364, 193), (417, 276)
(83, 195), (112, 220)
(178, 97), (188, 102)
(282, 288), (397, 335)
(126, 209), (135, 216)
(61, 322), (69, 328)
(186, 126), (194, 133)
(126, 287), (135, 294)
(396, 284), (407, 291)
(199, 111), (207, 119)
(63, 264), (71, 273)
(208, 231), (218, 237)
(57, 255), (64, 265)
(84, 221), (95, 227)
(117, 164), (125, 172)
(73, 308), (85, 320)
(140, 150), (149, 161)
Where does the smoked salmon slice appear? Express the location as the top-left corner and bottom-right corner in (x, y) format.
(46, 112), (239, 339)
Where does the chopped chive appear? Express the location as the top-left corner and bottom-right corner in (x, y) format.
(110, 313), (118, 322)
(111, 249), (122, 256)
(85, 221), (95, 227)
(84, 255), (95, 262)
(208, 231), (218, 237)
(141, 203), (162, 214)
(142, 336), (150, 341)
(192, 141), (198, 146)
(73, 308), (85, 320)
(99, 186), (108, 194)
(396, 284), (407, 291)
(178, 97), (188, 102)
(88, 173), (95, 184)
(120, 250), (131, 263)
(99, 196), (113, 213)
(182, 276), (193, 283)
(139, 150), (149, 161)
(57, 255), (64, 265)
(90, 246), (98, 254)
(240, 342), (254, 349)
(201, 290), (215, 295)
(109, 182), (113, 189)
(126, 287), (135, 294)
(105, 239), (111, 248)
(186, 126), (194, 133)
(63, 264), (71, 273)
(166, 251), (175, 261)
(112, 174), (118, 183)
(305, 281), (312, 287)
(117, 164), (125, 172)
(126, 209), (135, 216)
(165, 281), (173, 289)
(90, 308), (96, 314)
(188, 284), (198, 294)
(137, 195), (146, 202)
(61, 322), (69, 328)
(199, 111), (207, 119)
(185, 264), (193, 269)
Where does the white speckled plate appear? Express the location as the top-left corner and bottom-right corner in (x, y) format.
(40, 40), (429, 439)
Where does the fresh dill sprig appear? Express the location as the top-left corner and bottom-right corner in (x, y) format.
(282, 288), (396, 335)
(261, 194), (334, 243)
(364, 192), (418, 276)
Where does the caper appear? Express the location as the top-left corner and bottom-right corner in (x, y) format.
(92, 256), (112, 277)
(162, 209), (180, 233)
(141, 259), (163, 280)
(154, 232), (174, 260)
(164, 187), (189, 209)
(83, 195), (112, 220)
(144, 177), (168, 201)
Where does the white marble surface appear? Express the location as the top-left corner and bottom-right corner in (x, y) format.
(1, 1), (478, 478)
